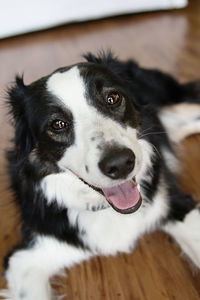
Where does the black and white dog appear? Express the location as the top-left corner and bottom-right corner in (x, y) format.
(1, 53), (200, 300)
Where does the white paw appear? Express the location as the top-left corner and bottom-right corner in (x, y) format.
(0, 289), (12, 300)
(183, 207), (200, 268)
(0, 288), (63, 300)
(86, 199), (110, 211)
(40, 171), (110, 212)
(164, 207), (200, 269)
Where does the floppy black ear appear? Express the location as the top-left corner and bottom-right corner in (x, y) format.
(7, 76), (35, 158)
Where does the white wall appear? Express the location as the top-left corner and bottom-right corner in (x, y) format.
(0, 0), (187, 39)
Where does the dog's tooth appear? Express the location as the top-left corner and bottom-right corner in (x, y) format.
(137, 184), (141, 192)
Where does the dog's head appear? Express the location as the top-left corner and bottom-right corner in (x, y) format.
(8, 54), (153, 214)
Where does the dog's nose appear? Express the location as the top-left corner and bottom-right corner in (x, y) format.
(99, 147), (135, 179)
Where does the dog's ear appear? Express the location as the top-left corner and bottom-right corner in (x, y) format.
(83, 50), (131, 73)
(83, 50), (139, 81)
(8, 76), (27, 121)
(7, 76), (35, 157)
(83, 50), (117, 66)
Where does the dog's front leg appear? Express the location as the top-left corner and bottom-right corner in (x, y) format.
(0, 236), (91, 300)
(163, 204), (200, 269)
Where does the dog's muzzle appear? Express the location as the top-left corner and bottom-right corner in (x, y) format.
(98, 147), (142, 214)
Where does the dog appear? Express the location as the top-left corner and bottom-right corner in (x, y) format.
(0, 52), (200, 300)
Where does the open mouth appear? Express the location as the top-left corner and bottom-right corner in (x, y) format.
(80, 176), (142, 214)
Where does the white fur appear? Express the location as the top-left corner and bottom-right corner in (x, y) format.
(68, 176), (169, 255)
(136, 139), (155, 183)
(40, 132), (154, 213)
(0, 181), (169, 300)
(163, 207), (200, 268)
(2, 67), (200, 300)
(161, 146), (180, 173)
(0, 236), (91, 300)
(159, 103), (200, 142)
(40, 170), (109, 211)
(47, 67), (143, 189)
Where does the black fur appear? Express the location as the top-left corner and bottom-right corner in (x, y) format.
(7, 75), (83, 252)
(79, 62), (140, 127)
(84, 52), (200, 106)
(5, 52), (199, 266)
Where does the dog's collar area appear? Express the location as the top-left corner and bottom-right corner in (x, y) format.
(73, 171), (142, 214)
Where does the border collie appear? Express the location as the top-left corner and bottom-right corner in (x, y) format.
(0, 53), (200, 300)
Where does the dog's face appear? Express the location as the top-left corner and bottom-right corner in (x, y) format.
(10, 62), (151, 214)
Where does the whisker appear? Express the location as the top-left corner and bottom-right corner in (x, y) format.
(147, 140), (162, 159)
(139, 126), (155, 135)
(138, 131), (166, 139)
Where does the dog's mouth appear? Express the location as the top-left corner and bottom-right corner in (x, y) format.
(80, 176), (142, 214)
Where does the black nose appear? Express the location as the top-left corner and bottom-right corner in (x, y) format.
(99, 147), (135, 179)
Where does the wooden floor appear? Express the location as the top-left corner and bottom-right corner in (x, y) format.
(0, 1), (200, 299)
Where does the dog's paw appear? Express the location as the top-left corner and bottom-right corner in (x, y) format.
(164, 206), (200, 269)
(86, 199), (110, 212)
(0, 289), (12, 300)
(40, 171), (110, 212)
(0, 288), (63, 300)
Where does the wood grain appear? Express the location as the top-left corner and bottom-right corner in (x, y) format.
(0, 0), (200, 299)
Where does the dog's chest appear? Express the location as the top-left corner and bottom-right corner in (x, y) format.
(68, 191), (168, 255)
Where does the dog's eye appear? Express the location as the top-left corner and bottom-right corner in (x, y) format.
(51, 120), (67, 130)
(106, 92), (121, 105)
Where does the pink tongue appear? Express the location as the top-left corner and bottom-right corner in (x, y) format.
(102, 180), (140, 210)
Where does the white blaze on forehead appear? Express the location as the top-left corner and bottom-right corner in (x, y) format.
(46, 65), (143, 188)
(47, 66), (87, 112)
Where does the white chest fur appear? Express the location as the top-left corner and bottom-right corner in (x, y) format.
(68, 184), (169, 256)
